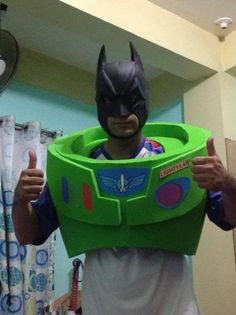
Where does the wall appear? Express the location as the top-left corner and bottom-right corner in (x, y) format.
(0, 81), (97, 134)
(184, 73), (236, 315)
(1, 79), (183, 298)
(15, 47), (95, 106)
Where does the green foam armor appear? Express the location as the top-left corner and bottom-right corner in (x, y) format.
(47, 122), (211, 257)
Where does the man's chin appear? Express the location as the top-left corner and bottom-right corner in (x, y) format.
(110, 130), (138, 140)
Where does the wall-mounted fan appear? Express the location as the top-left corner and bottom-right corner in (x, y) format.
(0, 3), (19, 93)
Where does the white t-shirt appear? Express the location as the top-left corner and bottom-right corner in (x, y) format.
(81, 138), (200, 315)
(82, 249), (199, 315)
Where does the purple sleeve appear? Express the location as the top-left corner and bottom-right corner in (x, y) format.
(206, 191), (234, 231)
(31, 183), (59, 245)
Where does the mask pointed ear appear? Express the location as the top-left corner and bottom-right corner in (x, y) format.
(130, 41), (144, 72)
(97, 45), (107, 75)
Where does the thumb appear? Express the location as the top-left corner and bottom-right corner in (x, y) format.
(207, 137), (217, 157)
(28, 150), (37, 169)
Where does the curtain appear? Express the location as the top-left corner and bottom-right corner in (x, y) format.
(0, 115), (61, 315)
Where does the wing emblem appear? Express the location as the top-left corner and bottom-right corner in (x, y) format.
(97, 168), (148, 197)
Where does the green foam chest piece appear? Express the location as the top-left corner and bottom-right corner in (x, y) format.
(47, 122), (211, 257)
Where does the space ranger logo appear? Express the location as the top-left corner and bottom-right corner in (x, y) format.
(160, 160), (190, 178)
(97, 168), (148, 197)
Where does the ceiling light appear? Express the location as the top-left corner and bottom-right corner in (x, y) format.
(215, 17), (232, 29)
(215, 17), (233, 41)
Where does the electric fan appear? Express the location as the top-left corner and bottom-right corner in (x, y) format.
(0, 3), (19, 93)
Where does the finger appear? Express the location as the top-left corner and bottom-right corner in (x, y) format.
(191, 165), (207, 174)
(21, 168), (44, 177)
(24, 193), (42, 202)
(195, 182), (208, 190)
(28, 150), (37, 169)
(23, 185), (43, 193)
(192, 175), (209, 188)
(192, 173), (209, 181)
(207, 137), (216, 157)
(21, 175), (44, 186)
(192, 156), (213, 165)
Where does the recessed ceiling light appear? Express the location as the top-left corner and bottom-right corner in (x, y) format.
(215, 17), (232, 29)
(214, 17), (233, 41)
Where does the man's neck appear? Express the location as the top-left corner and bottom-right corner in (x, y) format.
(104, 132), (143, 160)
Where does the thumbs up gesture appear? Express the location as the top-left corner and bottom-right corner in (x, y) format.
(28, 150), (37, 169)
(192, 137), (229, 191)
(14, 150), (44, 202)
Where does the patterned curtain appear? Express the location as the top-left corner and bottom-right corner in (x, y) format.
(0, 115), (61, 315)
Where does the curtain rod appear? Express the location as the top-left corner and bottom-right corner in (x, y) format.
(0, 119), (63, 138)
(14, 123), (63, 138)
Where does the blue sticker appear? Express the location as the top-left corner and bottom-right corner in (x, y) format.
(97, 168), (148, 197)
(155, 177), (190, 208)
(61, 176), (69, 204)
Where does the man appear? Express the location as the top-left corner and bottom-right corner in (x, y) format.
(12, 43), (236, 315)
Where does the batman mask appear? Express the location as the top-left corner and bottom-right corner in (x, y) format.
(95, 42), (149, 138)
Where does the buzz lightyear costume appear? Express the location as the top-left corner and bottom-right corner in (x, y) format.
(47, 43), (211, 258)
(36, 42), (232, 315)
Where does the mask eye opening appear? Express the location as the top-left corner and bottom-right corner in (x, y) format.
(126, 87), (143, 106)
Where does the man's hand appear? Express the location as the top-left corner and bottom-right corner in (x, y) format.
(14, 150), (44, 202)
(192, 137), (229, 192)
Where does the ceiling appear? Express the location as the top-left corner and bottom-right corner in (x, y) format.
(1, 0), (236, 81)
(149, 0), (236, 34)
